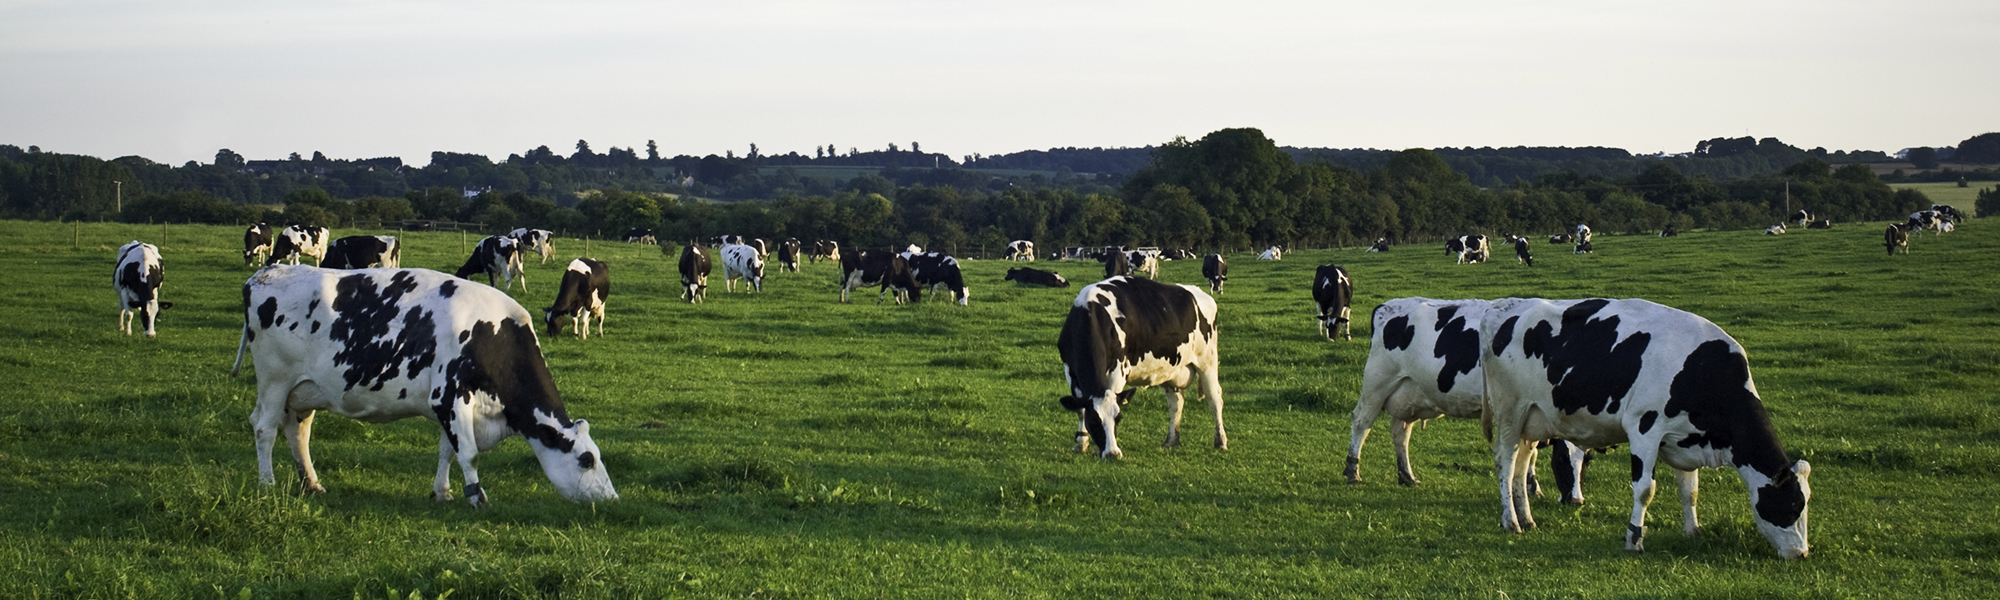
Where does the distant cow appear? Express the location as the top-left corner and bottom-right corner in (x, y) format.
(1057, 276), (1225, 459)
(1806, 219), (1833, 229)
(1163, 249), (1198, 260)
(622, 228), (656, 245)
(1481, 298), (1812, 558)
(1790, 210), (1812, 226)
(1573, 239), (1594, 254)
(1549, 234), (1573, 245)
(1127, 250), (1160, 278)
(777, 238), (802, 273)
(244, 223), (275, 266)
(1449, 235), (1488, 264)
(114, 241), (172, 337)
(1258, 246), (1283, 260)
(839, 250), (921, 305)
(1201, 254), (1228, 294)
(1004, 267), (1069, 287)
(903, 251), (970, 305)
(1909, 211), (1947, 236)
(1313, 265), (1353, 341)
(545, 258), (609, 339)
(1101, 249), (1132, 278)
(721, 243), (765, 293)
(1574, 224), (1593, 243)
(1885, 223), (1912, 255)
(710, 235), (743, 247)
(509, 228), (556, 263)
(1765, 224), (1786, 236)
(454, 235), (527, 292)
(1006, 240), (1036, 261)
(232, 266), (617, 506)
(811, 240), (840, 264)
(1514, 237), (1533, 266)
(1367, 238), (1390, 252)
(678, 242), (711, 303)
(1931, 204), (1966, 223)
(1660, 224), (1678, 237)
(268, 225), (330, 266)
(323, 235), (401, 270)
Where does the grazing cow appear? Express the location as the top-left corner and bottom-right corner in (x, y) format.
(268, 225), (330, 266)
(244, 223), (275, 266)
(622, 228), (656, 245)
(1764, 224), (1786, 236)
(1057, 276), (1225, 459)
(545, 258), (608, 339)
(1004, 267), (1069, 287)
(811, 240), (841, 264)
(1885, 223), (1912, 255)
(1127, 250), (1160, 278)
(901, 251), (970, 305)
(838, 250), (921, 305)
(1101, 249), (1132, 278)
(1660, 224), (1679, 237)
(1480, 298), (1812, 558)
(777, 238), (802, 273)
(454, 235), (527, 292)
(114, 241), (172, 337)
(231, 266), (617, 506)
(1258, 246), (1283, 260)
(1549, 234), (1573, 245)
(721, 243), (764, 293)
(1006, 240), (1036, 261)
(1445, 237), (1467, 262)
(1514, 237), (1534, 266)
(509, 228), (556, 263)
(1367, 238), (1390, 252)
(1790, 210), (1812, 226)
(1806, 219), (1833, 229)
(323, 236), (401, 270)
(678, 242), (711, 303)
(1201, 254), (1228, 294)
(1313, 265), (1354, 341)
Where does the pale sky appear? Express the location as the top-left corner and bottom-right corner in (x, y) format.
(3, 0), (1994, 166)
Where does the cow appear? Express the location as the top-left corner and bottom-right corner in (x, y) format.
(811, 240), (841, 264)
(904, 244), (923, 255)
(1941, 220), (1956, 233)
(1574, 239), (1594, 254)
(1367, 238), (1390, 252)
(508, 228), (556, 263)
(1909, 211), (1947, 236)
(678, 242), (711, 303)
(1313, 265), (1353, 341)
(1127, 250), (1160, 278)
(114, 241), (173, 337)
(1344, 298), (1593, 504)
(1258, 246), (1283, 260)
(230, 266), (618, 507)
(1885, 223), (1912, 255)
(1660, 224), (1678, 237)
(839, 250), (921, 305)
(1445, 237), (1467, 262)
(1806, 219), (1833, 229)
(544, 258), (608, 340)
(1575, 224), (1593, 243)
(1101, 249), (1132, 278)
(1549, 234), (1573, 245)
(323, 235), (401, 270)
(622, 228), (657, 245)
(1004, 267), (1069, 287)
(1764, 224), (1786, 236)
(1006, 240), (1036, 261)
(1163, 249), (1198, 260)
(454, 235), (527, 292)
(749, 238), (770, 258)
(1514, 237), (1534, 266)
(901, 251), (970, 305)
(777, 238), (802, 273)
(268, 225), (330, 266)
(1464, 235), (1490, 263)
(720, 243), (764, 293)
(1057, 276), (1225, 459)
(710, 235), (743, 247)
(1931, 204), (1966, 223)
(1480, 298), (1812, 558)
(1201, 254), (1228, 294)
(1790, 210), (1812, 226)
(244, 223), (275, 266)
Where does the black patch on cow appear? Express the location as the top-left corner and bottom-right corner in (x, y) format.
(439, 280), (457, 297)
(1756, 474), (1807, 528)
(1492, 316), (1519, 356)
(1521, 300), (1651, 416)
(308, 299), (319, 312)
(439, 317), (576, 454)
(1431, 306), (1479, 393)
(1630, 454), (1645, 482)
(577, 451), (596, 470)
(1664, 340), (1793, 478)
(1381, 315), (1416, 351)
(458, 330), (470, 343)
(398, 388), (407, 399)
(464, 482), (483, 501)
(310, 321), (321, 334)
(275, 314), (286, 326)
(289, 322), (297, 331)
(257, 297), (279, 329)
(328, 272), (435, 392)
(1639, 410), (1659, 435)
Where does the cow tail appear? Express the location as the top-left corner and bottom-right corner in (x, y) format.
(230, 322), (250, 377)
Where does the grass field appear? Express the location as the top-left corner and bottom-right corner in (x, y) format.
(1891, 182), (1988, 216)
(2, 219), (1997, 598)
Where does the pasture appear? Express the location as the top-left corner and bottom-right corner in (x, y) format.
(1, 219), (1996, 598)
(1890, 182), (1985, 216)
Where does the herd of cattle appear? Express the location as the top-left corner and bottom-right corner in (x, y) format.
(101, 208), (1974, 559)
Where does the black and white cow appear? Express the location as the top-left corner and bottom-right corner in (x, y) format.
(1514, 236), (1534, 266)
(114, 241), (172, 337)
(244, 223), (275, 266)
(1764, 224), (1786, 236)
(902, 251), (970, 305)
(1909, 211), (1948, 236)
(1367, 238), (1391, 252)
(510, 228), (556, 262)
(839, 250), (921, 305)
(1201, 254), (1228, 294)
(454, 235), (527, 292)
(710, 235), (743, 247)
(1790, 210), (1812, 227)
(1163, 249), (1198, 260)
(545, 258), (608, 339)
(1448, 235), (1488, 264)
(1057, 276), (1225, 459)
(1549, 233), (1573, 245)
(748, 238), (770, 258)
(1660, 224), (1679, 237)
(777, 238), (802, 272)
(721, 243), (764, 293)
(622, 228), (657, 245)
(1006, 240), (1036, 261)
(1806, 219), (1833, 229)
(231, 266), (617, 506)
(323, 235), (401, 270)
(1480, 298), (1811, 558)
(1575, 224), (1593, 243)
(1004, 267), (1069, 287)
(1931, 204), (1966, 223)
(1257, 246), (1283, 260)
(1127, 250), (1160, 278)
(268, 225), (330, 266)
(811, 240), (840, 264)
(1885, 222), (1912, 255)
(1100, 249), (1132, 278)
(678, 242), (711, 303)
(1313, 265), (1353, 341)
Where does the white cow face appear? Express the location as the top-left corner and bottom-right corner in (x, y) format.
(530, 419), (619, 503)
(1750, 460), (1811, 559)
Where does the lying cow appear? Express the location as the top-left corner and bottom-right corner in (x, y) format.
(455, 236), (527, 292)
(678, 242), (711, 302)
(231, 266), (617, 506)
(1163, 249), (1197, 260)
(777, 238), (802, 272)
(1806, 219), (1833, 229)
(1202, 254), (1227, 294)
(510, 228), (556, 262)
(1258, 246), (1283, 260)
(268, 225), (330, 266)
(1659, 224), (1678, 237)
(1885, 223), (1912, 255)
(902, 251), (970, 305)
(1057, 276), (1225, 458)
(244, 223), (274, 266)
(1004, 267), (1069, 287)
(839, 250), (921, 305)
(721, 243), (765, 292)
(1481, 298), (1811, 558)
(1313, 265), (1353, 341)
(1765, 224), (1786, 236)
(1549, 234), (1573, 245)
(114, 241), (173, 337)
(545, 258), (608, 339)
(322, 235), (401, 269)
(1367, 238), (1391, 252)
(1006, 240), (1036, 261)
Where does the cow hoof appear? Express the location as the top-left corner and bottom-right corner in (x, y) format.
(432, 491), (453, 502)
(304, 482), (326, 494)
(1561, 497), (1585, 506)
(1397, 474), (1419, 487)
(1161, 438), (1181, 449)
(1685, 526), (1701, 538)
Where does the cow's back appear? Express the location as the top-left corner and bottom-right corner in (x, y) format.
(1364, 298), (1488, 415)
(1060, 277), (1218, 393)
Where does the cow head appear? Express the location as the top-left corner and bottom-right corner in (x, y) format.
(1059, 388), (1137, 459)
(528, 419), (619, 503)
(1748, 460), (1811, 559)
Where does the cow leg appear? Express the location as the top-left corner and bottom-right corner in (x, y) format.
(1675, 468), (1700, 537)
(432, 429), (455, 502)
(1494, 436), (1536, 533)
(1072, 410), (1089, 453)
(1511, 442), (1538, 530)
(1199, 366), (1226, 450)
(1625, 449), (1660, 552)
(1343, 380), (1397, 483)
(281, 409), (325, 493)
(574, 312), (587, 340)
(1391, 418), (1419, 486)
(249, 382), (292, 486)
(1161, 385), (1184, 448)
(118, 308), (131, 335)
(446, 412), (488, 507)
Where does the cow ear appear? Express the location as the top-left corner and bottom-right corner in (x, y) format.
(1058, 396), (1088, 411)
(575, 419), (590, 435)
(1116, 389), (1138, 405)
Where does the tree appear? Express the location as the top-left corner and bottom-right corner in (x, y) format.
(646, 140), (660, 161)
(214, 149), (246, 168)
(912, 141), (921, 154)
(1908, 147), (1939, 169)
(1953, 133), (2000, 164)
(887, 143), (899, 153)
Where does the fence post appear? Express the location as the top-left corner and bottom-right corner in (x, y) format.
(461, 230), (467, 254)
(163, 222), (168, 247)
(73, 221), (80, 250)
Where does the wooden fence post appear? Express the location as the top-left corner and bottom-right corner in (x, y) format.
(461, 230), (467, 254)
(163, 222), (168, 247)
(73, 222), (80, 250)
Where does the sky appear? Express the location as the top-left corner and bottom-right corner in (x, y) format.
(3, 0), (1995, 167)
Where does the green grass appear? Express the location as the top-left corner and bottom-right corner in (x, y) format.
(2, 219), (1997, 598)
(1891, 182), (1986, 216)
